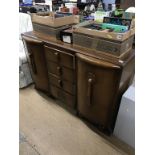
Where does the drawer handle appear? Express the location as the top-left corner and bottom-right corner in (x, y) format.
(54, 52), (60, 60)
(58, 80), (63, 88)
(57, 66), (62, 75)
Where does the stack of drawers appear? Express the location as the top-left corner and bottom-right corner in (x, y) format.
(44, 46), (76, 108)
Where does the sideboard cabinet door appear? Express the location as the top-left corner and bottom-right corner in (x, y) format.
(22, 36), (49, 92)
(76, 53), (121, 131)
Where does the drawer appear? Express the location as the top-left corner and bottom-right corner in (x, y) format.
(47, 61), (74, 83)
(50, 85), (76, 108)
(48, 73), (75, 95)
(44, 45), (75, 69)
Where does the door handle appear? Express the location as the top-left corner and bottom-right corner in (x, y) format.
(29, 53), (37, 74)
(87, 78), (93, 106)
(87, 72), (95, 106)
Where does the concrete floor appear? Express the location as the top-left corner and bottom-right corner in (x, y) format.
(19, 85), (134, 155)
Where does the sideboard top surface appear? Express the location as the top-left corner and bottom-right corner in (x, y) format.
(22, 31), (135, 67)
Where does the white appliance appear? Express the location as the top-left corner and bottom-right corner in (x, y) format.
(114, 86), (135, 148)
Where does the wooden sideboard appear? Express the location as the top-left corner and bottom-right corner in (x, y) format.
(22, 31), (135, 134)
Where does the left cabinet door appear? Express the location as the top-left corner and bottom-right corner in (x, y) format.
(22, 35), (49, 92)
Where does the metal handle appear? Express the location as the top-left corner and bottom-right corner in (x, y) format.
(87, 72), (95, 106)
(29, 53), (37, 74)
(57, 66), (62, 75)
(54, 52), (60, 61)
(54, 52), (59, 56)
(87, 78), (93, 106)
(58, 79), (63, 88)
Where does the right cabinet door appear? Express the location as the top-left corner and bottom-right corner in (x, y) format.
(76, 54), (121, 129)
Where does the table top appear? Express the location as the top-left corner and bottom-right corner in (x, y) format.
(22, 31), (135, 67)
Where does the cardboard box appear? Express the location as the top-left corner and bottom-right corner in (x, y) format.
(31, 12), (79, 28)
(73, 20), (135, 42)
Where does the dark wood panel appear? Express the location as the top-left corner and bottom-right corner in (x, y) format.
(76, 53), (122, 130)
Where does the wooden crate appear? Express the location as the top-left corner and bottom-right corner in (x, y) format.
(73, 32), (134, 56)
(73, 20), (135, 42)
(31, 12), (79, 28)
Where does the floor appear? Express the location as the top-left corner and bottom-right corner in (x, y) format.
(19, 85), (134, 155)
